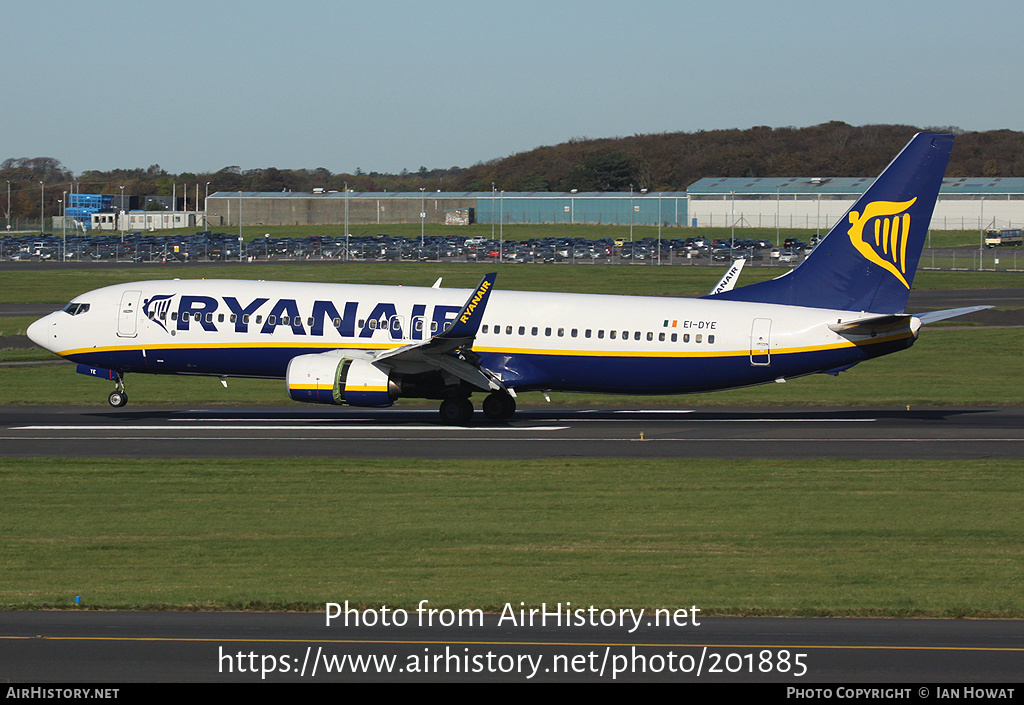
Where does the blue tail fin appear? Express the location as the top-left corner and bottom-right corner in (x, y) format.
(707, 132), (954, 313)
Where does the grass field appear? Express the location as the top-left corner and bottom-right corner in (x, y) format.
(2, 259), (1023, 306)
(2, 457), (1021, 615)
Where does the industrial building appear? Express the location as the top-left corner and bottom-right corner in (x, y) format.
(205, 191), (690, 229)
(206, 178), (1024, 232)
(686, 176), (1024, 231)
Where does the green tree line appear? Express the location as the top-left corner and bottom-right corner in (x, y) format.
(5, 122), (1024, 222)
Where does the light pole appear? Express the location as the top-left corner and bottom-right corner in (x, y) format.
(622, 184), (630, 241)
(730, 190), (736, 248)
(119, 185), (126, 241)
(979, 197), (985, 271)
(491, 182), (495, 240)
(657, 193), (662, 265)
(205, 182), (210, 228)
(816, 193), (821, 240)
(39, 181), (44, 234)
(419, 187), (426, 248)
(776, 184), (781, 246)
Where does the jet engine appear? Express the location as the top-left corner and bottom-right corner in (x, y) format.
(286, 353), (398, 407)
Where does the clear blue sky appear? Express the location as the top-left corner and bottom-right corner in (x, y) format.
(5, 0), (1022, 176)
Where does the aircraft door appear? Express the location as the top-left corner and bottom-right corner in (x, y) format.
(117, 290), (142, 338)
(750, 317), (771, 366)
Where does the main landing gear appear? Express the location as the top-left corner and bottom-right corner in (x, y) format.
(107, 374), (128, 407)
(438, 392), (516, 425)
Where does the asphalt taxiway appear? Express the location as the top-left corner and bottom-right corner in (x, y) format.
(1, 405), (1021, 460)
(2, 611), (1022, 682)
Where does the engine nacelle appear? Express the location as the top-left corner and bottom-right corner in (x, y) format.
(286, 353), (398, 407)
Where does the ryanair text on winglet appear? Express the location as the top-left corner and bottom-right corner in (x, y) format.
(459, 280), (492, 324)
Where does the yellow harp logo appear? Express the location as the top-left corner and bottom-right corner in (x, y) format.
(847, 198), (917, 288)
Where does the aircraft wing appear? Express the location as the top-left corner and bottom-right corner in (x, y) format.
(372, 272), (506, 392)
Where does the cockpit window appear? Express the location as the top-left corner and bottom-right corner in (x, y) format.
(61, 302), (90, 316)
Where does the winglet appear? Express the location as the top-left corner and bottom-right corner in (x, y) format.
(437, 272), (496, 339)
(709, 258), (745, 294)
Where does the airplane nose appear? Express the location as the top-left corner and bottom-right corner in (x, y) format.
(27, 316), (54, 351)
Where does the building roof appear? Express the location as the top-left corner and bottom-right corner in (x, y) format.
(208, 190), (689, 199)
(687, 176), (1024, 195)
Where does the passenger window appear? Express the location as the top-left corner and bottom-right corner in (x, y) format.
(557, 328), (564, 337)
(256, 315), (262, 324)
(671, 333), (677, 342)
(597, 330), (604, 339)
(369, 319), (377, 329)
(333, 318), (341, 328)
(610, 331), (617, 340)
(708, 335), (715, 344)
(431, 321), (438, 332)
(268, 315), (277, 326)
(506, 326), (513, 335)
(585, 330), (592, 338)
(218, 314), (225, 323)
(659, 332), (665, 341)
(206, 313), (213, 323)
(545, 327), (552, 336)
(683, 334), (689, 343)
(635, 331), (641, 341)
(518, 326), (525, 335)
(532, 327), (538, 335)
(696, 334), (703, 343)
(482, 325), (489, 333)
(308, 317), (314, 326)
(171, 312), (178, 321)
(571, 329), (578, 338)
(281, 316), (289, 325)
(646, 332), (653, 341)
(494, 325), (500, 335)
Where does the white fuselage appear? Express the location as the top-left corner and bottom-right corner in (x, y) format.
(28, 278), (918, 397)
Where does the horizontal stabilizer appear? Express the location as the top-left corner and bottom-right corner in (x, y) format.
(915, 305), (993, 325)
(828, 314), (913, 335)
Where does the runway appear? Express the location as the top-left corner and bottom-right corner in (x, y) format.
(1, 405), (1021, 459)
(2, 610), (1021, 682)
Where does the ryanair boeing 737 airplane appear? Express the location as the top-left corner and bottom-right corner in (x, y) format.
(27, 133), (987, 423)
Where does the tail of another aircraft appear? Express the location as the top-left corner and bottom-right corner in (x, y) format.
(707, 132), (954, 313)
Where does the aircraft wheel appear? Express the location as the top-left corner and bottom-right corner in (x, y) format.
(439, 396), (473, 425)
(482, 392), (516, 420)
(108, 390), (128, 408)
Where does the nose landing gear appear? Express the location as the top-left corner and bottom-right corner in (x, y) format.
(107, 375), (128, 407)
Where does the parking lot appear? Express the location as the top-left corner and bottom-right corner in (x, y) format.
(1, 231), (812, 267)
